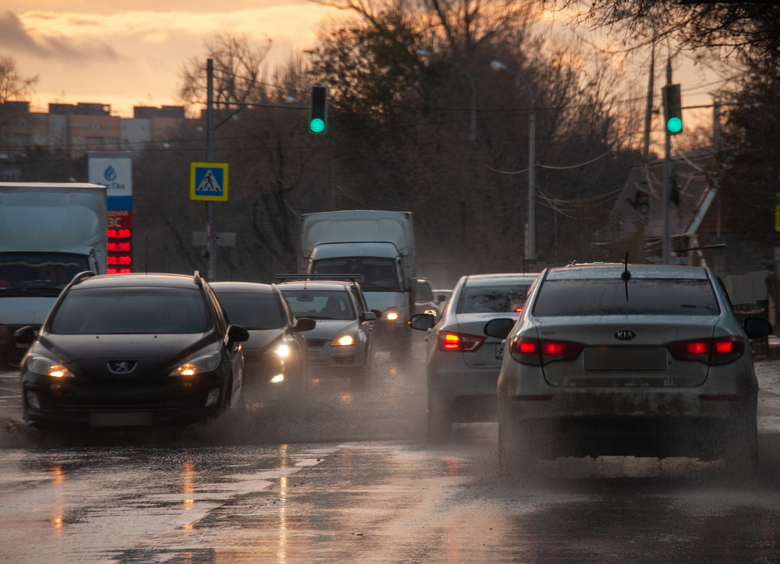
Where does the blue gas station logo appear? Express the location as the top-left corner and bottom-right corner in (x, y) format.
(104, 165), (117, 182)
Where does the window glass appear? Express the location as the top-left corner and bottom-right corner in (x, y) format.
(50, 287), (210, 334)
(458, 284), (532, 314)
(283, 289), (356, 320)
(217, 293), (285, 330)
(311, 257), (401, 292)
(0, 252), (89, 295)
(417, 281), (433, 301)
(532, 278), (720, 316)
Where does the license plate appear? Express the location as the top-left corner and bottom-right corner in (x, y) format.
(90, 412), (153, 427)
(495, 343), (504, 360)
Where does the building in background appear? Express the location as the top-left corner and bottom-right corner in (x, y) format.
(0, 101), (189, 160)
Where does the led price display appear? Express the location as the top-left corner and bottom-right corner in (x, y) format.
(107, 210), (133, 274)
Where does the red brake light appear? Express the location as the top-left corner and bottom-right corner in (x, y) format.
(437, 331), (485, 352)
(668, 337), (744, 365)
(510, 337), (582, 366)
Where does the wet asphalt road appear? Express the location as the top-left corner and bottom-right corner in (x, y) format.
(2, 338), (780, 563)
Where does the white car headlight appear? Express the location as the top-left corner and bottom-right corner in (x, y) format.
(275, 344), (291, 358)
(170, 352), (222, 377)
(28, 356), (74, 378)
(331, 334), (355, 346)
(385, 310), (399, 321)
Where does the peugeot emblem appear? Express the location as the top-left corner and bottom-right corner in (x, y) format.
(108, 361), (137, 374)
(614, 330), (636, 341)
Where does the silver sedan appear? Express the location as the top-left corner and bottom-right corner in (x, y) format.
(409, 273), (538, 440)
(485, 263), (773, 476)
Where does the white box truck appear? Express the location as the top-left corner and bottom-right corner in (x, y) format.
(299, 210), (416, 353)
(0, 183), (108, 367)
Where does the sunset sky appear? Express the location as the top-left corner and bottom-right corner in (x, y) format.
(2, 1), (338, 117)
(2, 1), (719, 126)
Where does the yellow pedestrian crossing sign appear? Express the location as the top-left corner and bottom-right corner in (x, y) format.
(190, 162), (229, 201)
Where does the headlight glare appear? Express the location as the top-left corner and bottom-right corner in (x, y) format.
(332, 335), (355, 346)
(28, 356), (74, 378)
(276, 344), (291, 357)
(385, 310), (399, 321)
(170, 352), (221, 377)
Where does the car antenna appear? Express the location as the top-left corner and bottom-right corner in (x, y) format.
(621, 252), (631, 301)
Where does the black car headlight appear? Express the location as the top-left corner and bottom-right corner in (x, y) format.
(384, 309), (399, 322)
(27, 356), (74, 379)
(170, 352), (221, 377)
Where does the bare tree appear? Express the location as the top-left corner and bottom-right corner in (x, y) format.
(0, 56), (38, 103)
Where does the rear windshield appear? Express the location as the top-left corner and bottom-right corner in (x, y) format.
(458, 284), (532, 314)
(49, 287), (210, 334)
(283, 289), (356, 320)
(217, 293), (286, 330)
(532, 278), (720, 316)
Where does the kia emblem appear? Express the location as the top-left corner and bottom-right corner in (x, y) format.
(614, 330), (636, 341)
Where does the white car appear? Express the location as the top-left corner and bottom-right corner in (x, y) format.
(278, 280), (376, 387)
(409, 273), (538, 440)
(485, 263), (773, 475)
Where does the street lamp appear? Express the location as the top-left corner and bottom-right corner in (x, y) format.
(417, 49), (477, 142)
(490, 59), (536, 261)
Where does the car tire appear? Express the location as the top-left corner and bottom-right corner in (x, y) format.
(724, 420), (759, 482)
(427, 393), (451, 442)
(498, 415), (537, 480)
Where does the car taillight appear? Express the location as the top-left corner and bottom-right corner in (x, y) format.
(437, 331), (485, 352)
(667, 336), (744, 365)
(509, 337), (582, 366)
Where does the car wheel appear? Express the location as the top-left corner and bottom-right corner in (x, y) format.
(427, 393), (451, 442)
(498, 414), (537, 480)
(724, 420), (759, 481)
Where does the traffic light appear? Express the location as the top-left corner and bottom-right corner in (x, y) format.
(663, 84), (682, 135)
(309, 85), (328, 134)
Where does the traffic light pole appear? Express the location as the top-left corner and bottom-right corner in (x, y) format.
(202, 60), (314, 281)
(663, 60), (672, 265)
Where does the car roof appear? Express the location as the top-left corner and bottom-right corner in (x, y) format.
(547, 264), (710, 280)
(277, 281), (354, 291)
(210, 281), (276, 294)
(464, 273), (539, 286)
(71, 272), (205, 290)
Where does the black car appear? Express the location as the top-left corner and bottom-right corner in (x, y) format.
(210, 282), (315, 395)
(16, 271), (249, 428)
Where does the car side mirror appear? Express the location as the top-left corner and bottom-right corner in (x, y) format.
(409, 313), (435, 331)
(227, 325), (250, 346)
(744, 317), (773, 340)
(484, 318), (516, 339)
(292, 318), (316, 332)
(14, 326), (38, 346)
(362, 311), (377, 321)
(371, 309), (382, 319)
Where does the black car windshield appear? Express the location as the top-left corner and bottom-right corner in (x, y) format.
(311, 257), (401, 292)
(0, 252), (89, 296)
(49, 287), (210, 334)
(532, 278), (720, 316)
(458, 284), (532, 314)
(217, 293), (286, 330)
(283, 289), (356, 320)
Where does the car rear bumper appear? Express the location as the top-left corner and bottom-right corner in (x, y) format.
(428, 368), (501, 422)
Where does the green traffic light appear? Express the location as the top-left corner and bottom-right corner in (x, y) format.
(310, 118), (325, 133)
(667, 117), (682, 134)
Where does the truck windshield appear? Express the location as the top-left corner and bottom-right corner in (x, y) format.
(0, 252), (89, 297)
(311, 257), (401, 292)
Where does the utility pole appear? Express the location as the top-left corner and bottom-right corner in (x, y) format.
(206, 58), (217, 281)
(662, 59), (672, 265)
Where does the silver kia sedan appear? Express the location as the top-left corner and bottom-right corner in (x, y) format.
(484, 263), (773, 476)
(409, 273), (538, 440)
